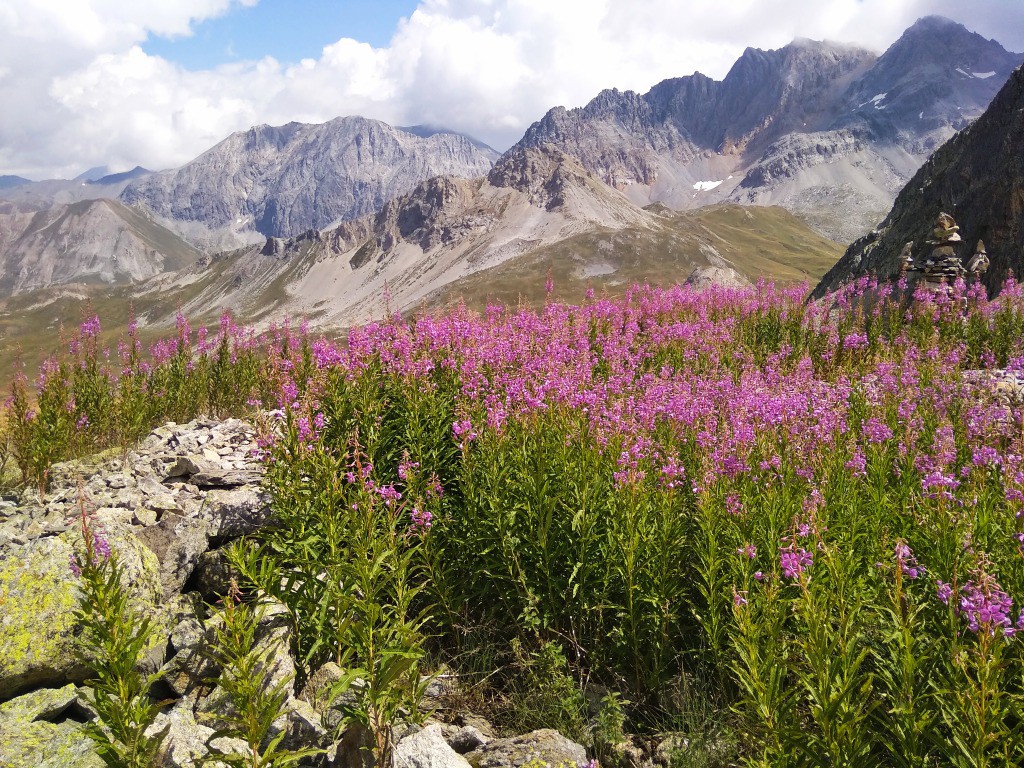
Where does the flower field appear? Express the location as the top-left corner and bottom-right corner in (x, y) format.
(7, 276), (1024, 766)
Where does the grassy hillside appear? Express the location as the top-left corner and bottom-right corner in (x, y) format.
(426, 204), (842, 311)
(0, 204), (841, 389)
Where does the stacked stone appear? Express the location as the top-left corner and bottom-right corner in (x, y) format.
(967, 239), (990, 279)
(918, 212), (966, 284)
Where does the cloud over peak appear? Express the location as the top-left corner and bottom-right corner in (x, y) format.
(2, 0), (1022, 179)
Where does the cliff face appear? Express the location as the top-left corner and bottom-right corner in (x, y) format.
(812, 64), (1024, 299)
(119, 116), (498, 241)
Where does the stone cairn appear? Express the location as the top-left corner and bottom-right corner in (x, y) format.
(901, 212), (989, 290)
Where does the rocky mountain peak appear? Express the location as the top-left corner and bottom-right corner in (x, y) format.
(119, 116), (497, 244)
(488, 144), (596, 209)
(836, 15), (1023, 150)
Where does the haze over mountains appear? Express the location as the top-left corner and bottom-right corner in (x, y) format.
(0, 15), (1019, 339)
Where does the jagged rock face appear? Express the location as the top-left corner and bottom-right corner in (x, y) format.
(836, 16), (1022, 153)
(487, 146), (598, 209)
(0, 199), (200, 295)
(707, 39), (875, 152)
(813, 64), (1024, 299)
(120, 116), (498, 240)
(738, 131), (865, 189)
(506, 17), (1022, 242)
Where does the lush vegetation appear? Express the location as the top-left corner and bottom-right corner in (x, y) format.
(9, 274), (1024, 766)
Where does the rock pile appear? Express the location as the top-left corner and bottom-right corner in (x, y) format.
(0, 418), (602, 768)
(914, 212), (966, 285)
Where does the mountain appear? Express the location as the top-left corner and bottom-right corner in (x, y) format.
(813, 63), (1024, 299)
(834, 16), (1019, 152)
(398, 125), (500, 155)
(119, 116), (499, 248)
(0, 199), (200, 295)
(116, 146), (838, 330)
(88, 166), (151, 186)
(73, 166), (110, 182)
(506, 16), (1022, 243)
(0, 175), (31, 191)
(0, 155), (842, 387)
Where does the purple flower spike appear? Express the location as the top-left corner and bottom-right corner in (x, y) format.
(780, 547), (813, 579)
(894, 541), (922, 579)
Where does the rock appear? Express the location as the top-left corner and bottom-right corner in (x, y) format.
(609, 738), (646, 768)
(0, 523), (166, 700)
(170, 618), (206, 654)
(136, 515), (210, 597)
(199, 487), (272, 543)
(0, 685), (102, 768)
(654, 734), (689, 766)
(0, 684), (80, 721)
(299, 661), (346, 710)
(445, 725), (490, 754)
(266, 697), (330, 755)
(456, 713), (495, 739)
(683, 266), (751, 291)
(164, 457), (202, 480)
(190, 469), (264, 489)
(813, 62), (1024, 299)
(160, 642), (218, 702)
(146, 700), (248, 768)
(119, 117), (497, 244)
(133, 507), (160, 527)
(187, 548), (238, 601)
(465, 730), (587, 768)
(397, 723), (474, 768)
(334, 721), (376, 768)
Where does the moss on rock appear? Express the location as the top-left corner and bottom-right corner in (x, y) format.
(0, 522), (167, 700)
(0, 684), (103, 768)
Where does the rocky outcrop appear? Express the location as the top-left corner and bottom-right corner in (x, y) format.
(120, 117), (498, 242)
(0, 685), (103, 768)
(835, 16), (1021, 151)
(0, 417), (641, 768)
(813, 62), (1024, 298)
(0, 417), (266, 699)
(465, 729), (587, 768)
(684, 266), (751, 291)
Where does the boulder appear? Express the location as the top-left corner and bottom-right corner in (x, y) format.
(136, 514), (210, 597)
(0, 522), (166, 700)
(465, 730), (587, 768)
(397, 723), (474, 768)
(146, 700), (248, 768)
(199, 487), (272, 543)
(444, 725), (490, 754)
(0, 684), (102, 768)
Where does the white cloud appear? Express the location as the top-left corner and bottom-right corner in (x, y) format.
(1, 0), (1022, 178)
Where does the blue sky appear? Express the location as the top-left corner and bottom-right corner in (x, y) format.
(143, 0), (419, 70)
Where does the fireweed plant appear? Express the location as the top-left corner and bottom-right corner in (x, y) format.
(4, 310), (314, 492)
(71, 493), (169, 767)
(9, 275), (1024, 763)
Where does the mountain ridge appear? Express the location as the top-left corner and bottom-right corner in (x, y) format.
(118, 116), (499, 247)
(504, 16), (1023, 243)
